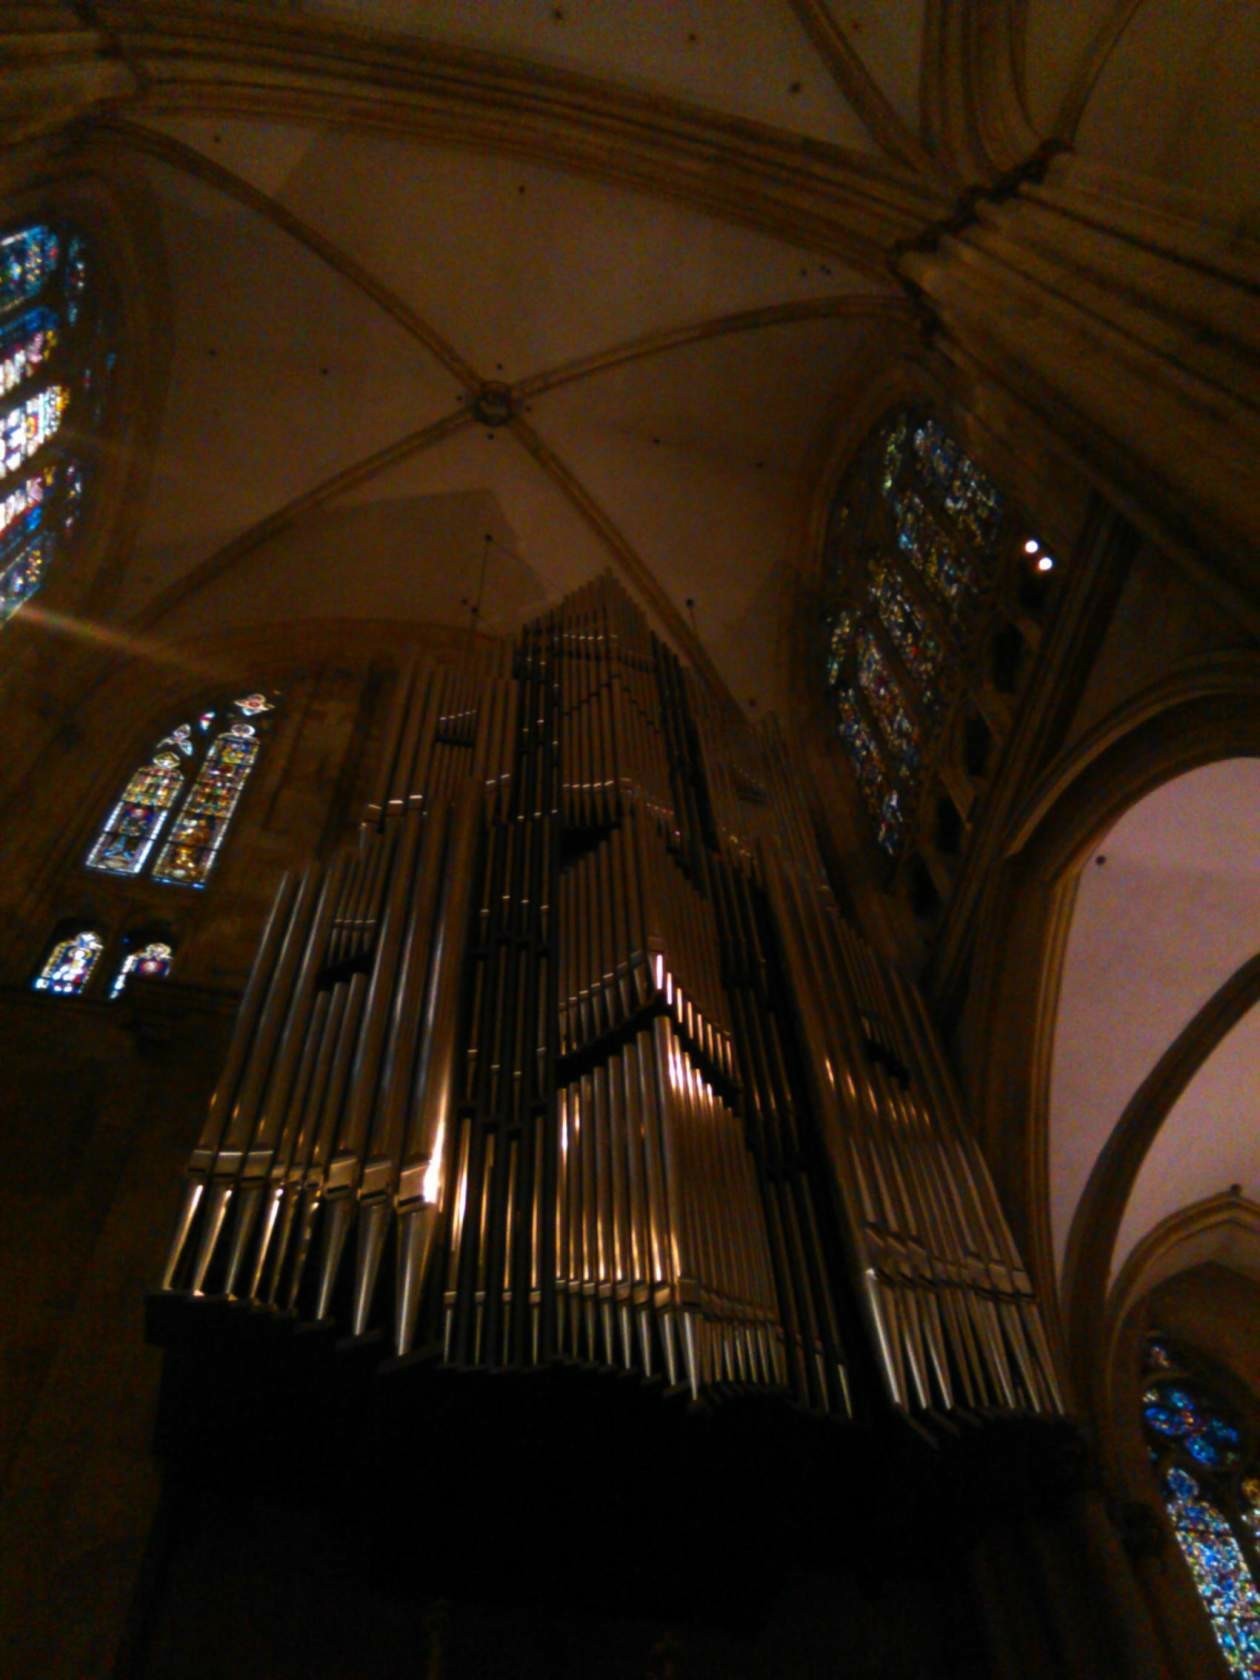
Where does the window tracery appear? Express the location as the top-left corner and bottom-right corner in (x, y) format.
(1141, 1337), (1260, 1677)
(87, 694), (276, 888)
(0, 219), (112, 627)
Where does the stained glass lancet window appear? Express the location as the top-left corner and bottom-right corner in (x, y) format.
(0, 220), (112, 627)
(1141, 1337), (1260, 1677)
(110, 940), (173, 1000)
(87, 695), (276, 888)
(33, 929), (103, 995)
(821, 410), (1011, 857)
(86, 726), (193, 877)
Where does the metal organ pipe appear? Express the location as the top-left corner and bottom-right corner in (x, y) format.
(158, 575), (1060, 1428)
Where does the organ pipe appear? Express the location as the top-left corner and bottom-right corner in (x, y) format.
(159, 575), (1060, 1421)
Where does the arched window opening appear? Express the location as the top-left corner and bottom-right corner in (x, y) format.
(1141, 1337), (1260, 1677)
(32, 928), (103, 996)
(87, 694), (277, 889)
(820, 408), (1056, 866)
(110, 939), (174, 1000)
(86, 729), (190, 878)
(0, 219), (113, 627)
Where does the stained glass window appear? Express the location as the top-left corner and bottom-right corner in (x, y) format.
(110, 940), (173, 1000)
(152, 725), (260, 887)
(0, 225), (61, 314)
(33, 929), (103, 996)
(0, 218), (111, 628)
(1141, 1337), (1260, 1678)
(870, 561), (942, 705)
(86, 737), (188, 878)
(1, 306), (59, 395)
(88, 695), (274, 889)
(856, 630), (919, 775)
(822, 408), (1013, 857)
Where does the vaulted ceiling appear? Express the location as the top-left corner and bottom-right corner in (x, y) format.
(48, 0), (1251, 721)
(13, 3), (1259, 1319)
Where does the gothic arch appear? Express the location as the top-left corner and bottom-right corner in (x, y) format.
(0, 157), (168, 669)
(1063, 956), (1260, 1422)
(963, 651), (1260, 1373)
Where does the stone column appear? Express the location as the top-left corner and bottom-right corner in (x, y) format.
(0, 24), (135, 146)
(899, 153), (1260, 632)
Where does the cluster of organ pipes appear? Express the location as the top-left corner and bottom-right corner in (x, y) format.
(159, 574), (1061, 1421)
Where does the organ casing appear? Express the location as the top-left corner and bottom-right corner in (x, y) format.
(158, 575), (1061, 1425)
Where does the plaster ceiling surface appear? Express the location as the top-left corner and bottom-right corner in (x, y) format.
(1022, 0), (1119, 136)
(1074, 0), (1259, 212)
(157, 425), (610, 644)
(820, 0), (927, 135)
(134, 116), (878, 380)
(97, 2), (1250, 714)
(295, 0), (877, 151)
(113, 91), (903, 706)
(531, 314), (880, 708)
(116, 158), (459, 617)
(1114, 1004), (1260, 1281)
(1049, 758), (1260, 1285)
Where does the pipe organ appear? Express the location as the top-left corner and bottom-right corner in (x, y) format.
(158, 577), (1061, 1425)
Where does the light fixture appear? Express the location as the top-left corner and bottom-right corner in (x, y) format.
(1023, 538), (1040, 555)
(1037, 554), (1055, 573)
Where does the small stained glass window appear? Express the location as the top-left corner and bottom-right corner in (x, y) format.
(88, 694), (276, 889)
(33, 929), (103, 996)
(110, 940), (173, 1000)
(1141, 1338), (1260, 1677)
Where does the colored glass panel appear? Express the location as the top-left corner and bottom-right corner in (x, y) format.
(1, 465), (47, 545)
(1144, 1381), (1243, 1468)
(0, 225), (60, 316)
(0, 224), (109, 632)
(857, 630), (919, 777)
(824, 408), (1021, 858)
(64, 235), (87, 324)
(837, 693), (887, 811)
(880, 414), (908, 494)
(33, 929), (102, 995)
(0, 526), (53, 624)
(877, 785), (904, 854)
(871, 560), (942, 705)
(891, 489), (976, 618)
(911, 418), (1004, 550)
(86, 748), (186, 877)
(0, 306), (58, 396)
(824, 609), (855, 690)
(152, 724), (260, 887)
(836, 694), (902, 854)
(1163, 1467), (1260, 1678)
(110, 941), (173, 1000)
(2, 383), (68, 477)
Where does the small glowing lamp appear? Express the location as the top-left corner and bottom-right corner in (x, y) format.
(1023, 538), (1040, 555)
(1037, 554), (1055, 573)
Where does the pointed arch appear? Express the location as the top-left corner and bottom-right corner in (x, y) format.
(86, 692), (277, 888)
